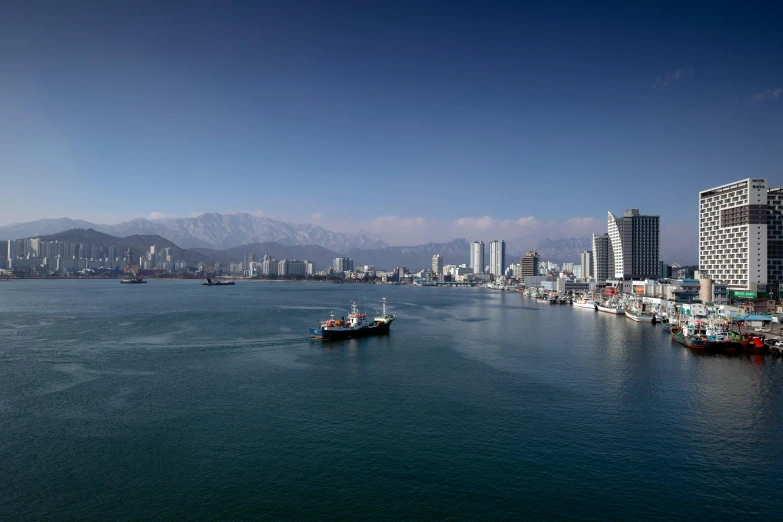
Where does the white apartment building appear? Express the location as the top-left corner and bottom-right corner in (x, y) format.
(432, 254), (443, 275)
(470, 241), (485, 274)
(489, 240), (505, 277)
(699, 178), (768, 292)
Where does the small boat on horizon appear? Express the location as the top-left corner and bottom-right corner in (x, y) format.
(120, 276), (147, 284)
(203, 278), (235, 286)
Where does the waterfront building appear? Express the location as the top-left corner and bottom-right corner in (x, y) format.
(580, 251), (593, 280)
(489, 240), (505, 277)
(520, 251), (539, 279)
(432, 254), (443, 275)
(261, 255), (278, 276)
(699, 178), (768, 292)
(470, 241), (485, 274)
(278, 259), (306, 277)
(607, 209), (660, 280)
(332, 257), (354, 273)
(591, 233), (613, 281)
(7, 239), (16, 269)
(767, 186), (783, 297)
(244, 252), (256, 271)
(658, 261), (672, 279)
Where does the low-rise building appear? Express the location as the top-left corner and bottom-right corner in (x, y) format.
(738, 298), (776, 315)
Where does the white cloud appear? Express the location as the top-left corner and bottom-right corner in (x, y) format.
(752, 88), (782, 101)
(147, 212), (166, 220)
(311, 212), (323, 224)
(656, 66), (694, 87)
(319, 214), (604, 249)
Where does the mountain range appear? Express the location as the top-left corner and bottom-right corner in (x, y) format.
(0, 214), (698, 267)
(0, 213), (388, 253)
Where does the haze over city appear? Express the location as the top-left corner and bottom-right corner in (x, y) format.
(2, 2), (782, 254)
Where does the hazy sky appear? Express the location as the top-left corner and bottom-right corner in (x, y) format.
(1, 2), (781, 249)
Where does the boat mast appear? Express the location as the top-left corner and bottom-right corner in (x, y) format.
(382, 297), (387, 316)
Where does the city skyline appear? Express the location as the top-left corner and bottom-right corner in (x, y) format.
(1, 2), (781, 252)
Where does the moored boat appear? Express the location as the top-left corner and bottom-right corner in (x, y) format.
(625, 308), (654, 322)
(671, 332), (711, 350)
(596, 302), (625, 315)
(574, 297), (596, 310)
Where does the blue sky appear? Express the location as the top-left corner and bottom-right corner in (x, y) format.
(1, 2), (781, 250)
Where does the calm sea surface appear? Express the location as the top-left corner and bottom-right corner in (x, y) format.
(1, 280), (782, 520)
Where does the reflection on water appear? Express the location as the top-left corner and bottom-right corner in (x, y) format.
(0, 280), (782, 520)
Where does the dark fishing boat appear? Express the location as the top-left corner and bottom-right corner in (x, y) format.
(310, 299), (396, 340)
(203, 278), (235, 286)
(671, 332), (711, 350)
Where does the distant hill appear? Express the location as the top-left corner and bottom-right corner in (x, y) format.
(195, 241), (341, 269)
(0, 218), (100, 240)
(38, 228), (210, 263)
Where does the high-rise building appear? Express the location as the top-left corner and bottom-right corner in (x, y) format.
(332, 257), (354, 273)
(470, 241), (485, 274)
(767, 186), (783, 296)
(489, 240), (505, 277)
(591, 233), (613, 281)
(7, 240), (15, 269)
(432, 254), (443, 275)
(520, 251), (539, 280)
(27, 238), (40, 257)
(607, 209), (660, 280)
(261, 255), (278, 276)
(244, 252), (256, 270)
(580, 251), (593, 280)
(278, 259), (306, 277)
(699, 178), (768, 292)
(658, 261), (672, 279)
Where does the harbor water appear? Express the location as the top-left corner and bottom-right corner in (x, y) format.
(1, 280), (782, 520)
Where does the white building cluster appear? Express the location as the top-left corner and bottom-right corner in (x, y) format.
(699, 177), (783, 296)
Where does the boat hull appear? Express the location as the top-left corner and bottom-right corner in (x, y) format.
(310, 321), (392, 340)
(625, 311), (654, 322)
(671, 333), (711, 350)
(596, 305), (624, 315)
